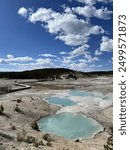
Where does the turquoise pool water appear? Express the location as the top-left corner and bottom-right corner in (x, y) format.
(45, 90), (97, 107)
(45, 97), (76, 106)
(37, 112), (102, 140)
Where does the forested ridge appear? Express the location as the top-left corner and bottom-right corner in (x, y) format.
(0, 68), (113, 79)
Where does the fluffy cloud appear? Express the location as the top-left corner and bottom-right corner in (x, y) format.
(57, 34), (89, 46)
(18, 7), (104, 47)
(29, 8), (53, 23)
(0, 55), (33, 64)
(61, 57), (99, 71)
(70, 45), (89, 58)
(100, 36), (113, 52)
(18, 7), (27, 17)
(74, 0), (112, 6)
(69, 61), (88, 71)
(8, 56), (33, 63)
(90, 25), (104, 35)
(35, 58), (54, 66)
(17, 2), (112, 72)
(8, 57), (54, 70)
(95, 49), (102, 55)
(84, 53), (99, 62)
(45, 13), (93, 35)
(72, 6), (112, 20)
(0, 52), (102, 72)
(61, 56), (73, 66)
(74, 0), (99, 6)
(59, 56), (88, 71)
(7, 54), (14, 59)
(60, 51), (67, 55)
(39, 53), (57, 57)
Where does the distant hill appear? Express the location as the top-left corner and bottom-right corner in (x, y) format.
(0, 68), (113, 79)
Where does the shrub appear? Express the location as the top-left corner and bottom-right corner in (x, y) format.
(17, 133), (23, 142)
(31, 121), (39, 131)
(33, 139), (44, 147)
(10, 124), (16, 130)
(14, 104), (21, 112)
(46, 141), (52, 147)
(26, 136), (36, 143)
(17, 98), (22, 103)
(42, 133), (49, 141)
(104, 127), (113, 150)
(17, 129), (45, 147)
(17, 129), (27, 142)
(42, 133), (53, 142)
(0, 105), (4, 115)
(33, 139), (39, 147)
(38, 140), (44, 146)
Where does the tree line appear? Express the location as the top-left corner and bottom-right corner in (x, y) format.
(0, 68), (113, 79)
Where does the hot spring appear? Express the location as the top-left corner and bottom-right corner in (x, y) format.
(38, 90), (105, 140)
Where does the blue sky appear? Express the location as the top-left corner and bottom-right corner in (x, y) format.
(0, 0), (113, 72)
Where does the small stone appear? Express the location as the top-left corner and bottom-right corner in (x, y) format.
(74, 139), (80, 142)
(12, 146), (15, 148)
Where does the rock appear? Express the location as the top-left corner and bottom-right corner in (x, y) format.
(74, 139), (80, 142)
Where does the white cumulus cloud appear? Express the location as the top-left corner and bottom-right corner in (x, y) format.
(72, 6), (112, 20)
(18, 7), (27, 17)
(56, 34), (89, 46)
(7, 54), (14, 59)
(95, 49), (102, 55)
(100, 36), (113, 52)
(74, 0), (112, 6)
(17, 2), (112, 72)
(18, 7), (104, 47)
(39, 53), (57, 57)
(29, 8), (53, 23)
(35, 58), (54, 66)
(70, 45), (89, 58)
(0, 54), (33, 64)
(60, 51), (67, 55)
(84, 53), (99, 62)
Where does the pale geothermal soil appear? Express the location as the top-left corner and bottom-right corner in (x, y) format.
(0, 76), (112, 150)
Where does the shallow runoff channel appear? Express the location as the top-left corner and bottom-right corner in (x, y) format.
(37, 89), (112, 140)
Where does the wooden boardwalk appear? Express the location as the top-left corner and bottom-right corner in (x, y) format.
(0, 83), (31, 94)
